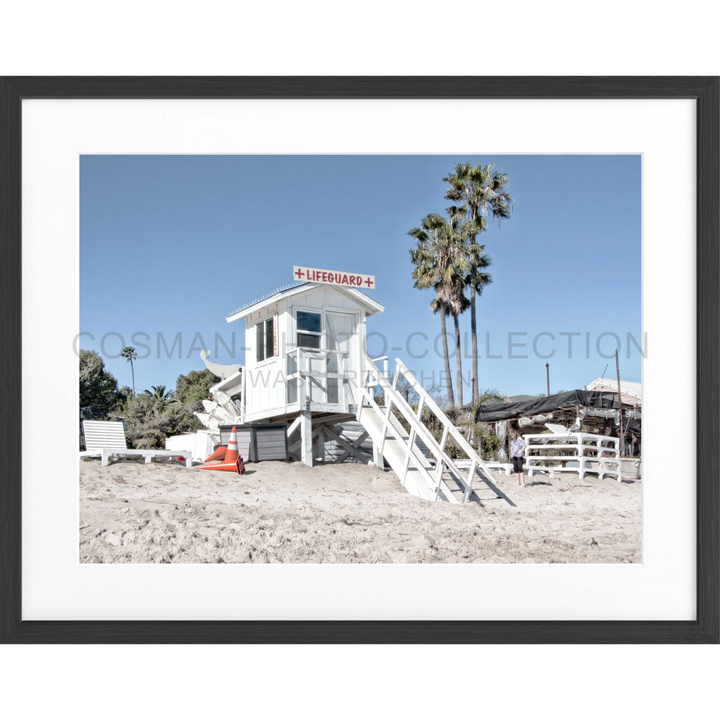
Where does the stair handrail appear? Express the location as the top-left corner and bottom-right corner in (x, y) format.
(393, 357), (492, 473)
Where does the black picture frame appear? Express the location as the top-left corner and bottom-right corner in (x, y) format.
(1, 77), (717, 644)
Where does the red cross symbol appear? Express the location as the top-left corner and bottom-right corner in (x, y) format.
(364, 277), (374, 288)
(294, 268), (305, 280)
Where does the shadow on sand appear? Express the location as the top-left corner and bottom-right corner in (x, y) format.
(467, 471), (517, 508)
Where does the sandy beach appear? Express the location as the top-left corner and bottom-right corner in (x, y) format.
(79, 459), (641, 564)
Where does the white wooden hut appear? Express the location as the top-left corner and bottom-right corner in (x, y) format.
(228, 281), (383, 421)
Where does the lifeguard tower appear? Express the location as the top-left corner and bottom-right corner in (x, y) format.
(197, 267), (496, 504)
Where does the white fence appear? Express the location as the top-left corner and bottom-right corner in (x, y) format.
(524, 432), (621, 481)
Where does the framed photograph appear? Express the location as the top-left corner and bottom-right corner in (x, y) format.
(1, 77), (717, 643)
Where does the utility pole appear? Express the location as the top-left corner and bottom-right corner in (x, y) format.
(546, 362), (550, 396)
(615, 349), (624, 457)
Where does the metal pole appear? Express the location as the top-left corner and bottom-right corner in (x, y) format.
(546, 362), (550, 396)
(615, 349), (624, 457)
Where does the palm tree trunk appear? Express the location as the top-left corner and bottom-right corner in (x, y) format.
(130, 360), (136, 397)
(453, 312), (463, 407)
(470, 277), (478, 403)
(469, 208), (480, 404)
(439, 307), (455, 406)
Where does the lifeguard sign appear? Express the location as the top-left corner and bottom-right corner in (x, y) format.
(293, 265), (375, 290)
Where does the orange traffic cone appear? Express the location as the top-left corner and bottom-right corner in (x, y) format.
(198, 427), (244, 474)
(225, 428), (239, 464)
(204, 445), (227, 463)
(197, 454), (245, 474)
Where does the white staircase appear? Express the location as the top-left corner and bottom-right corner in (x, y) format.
(357, 354), (496, 503)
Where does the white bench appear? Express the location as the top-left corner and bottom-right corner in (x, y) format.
(80, 420), (193, 468)
(453, 459), (512, 476)
(486, 462), (512, 476)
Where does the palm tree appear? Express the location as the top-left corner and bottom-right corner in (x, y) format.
(444, 162), (512, 402)
(121, 346), (137, 396)
(453, 387), (506, 455)
(409, 213), (469, 407)
(144, 385), (177, 405)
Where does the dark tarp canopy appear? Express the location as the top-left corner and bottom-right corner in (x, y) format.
(474, 389), (624, 423)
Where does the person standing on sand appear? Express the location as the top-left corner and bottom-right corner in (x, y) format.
(509, 429), (527, 487)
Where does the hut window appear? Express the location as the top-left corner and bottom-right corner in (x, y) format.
(256, 317), (276, 362)
(297, 333), (321, 349)
(296, 311), (322, 349)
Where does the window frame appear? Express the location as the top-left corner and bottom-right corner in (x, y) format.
(295, 309), (323, 350)
(255, 315), (277, 364)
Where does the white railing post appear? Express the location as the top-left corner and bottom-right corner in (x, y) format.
(466, 460), (477, 503)
(380, 391), (393, 460)
(402, 425), (417, 486)
(439, 425), (449, 452)
(433, 425), (449, 498)
(240, 367), (246, 425)
(299, 348), (307, 411)
(340, 353), (346, 409)
(369, 356), (389, 407)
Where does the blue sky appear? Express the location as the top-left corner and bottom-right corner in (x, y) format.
(80, 155), (641, 398)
